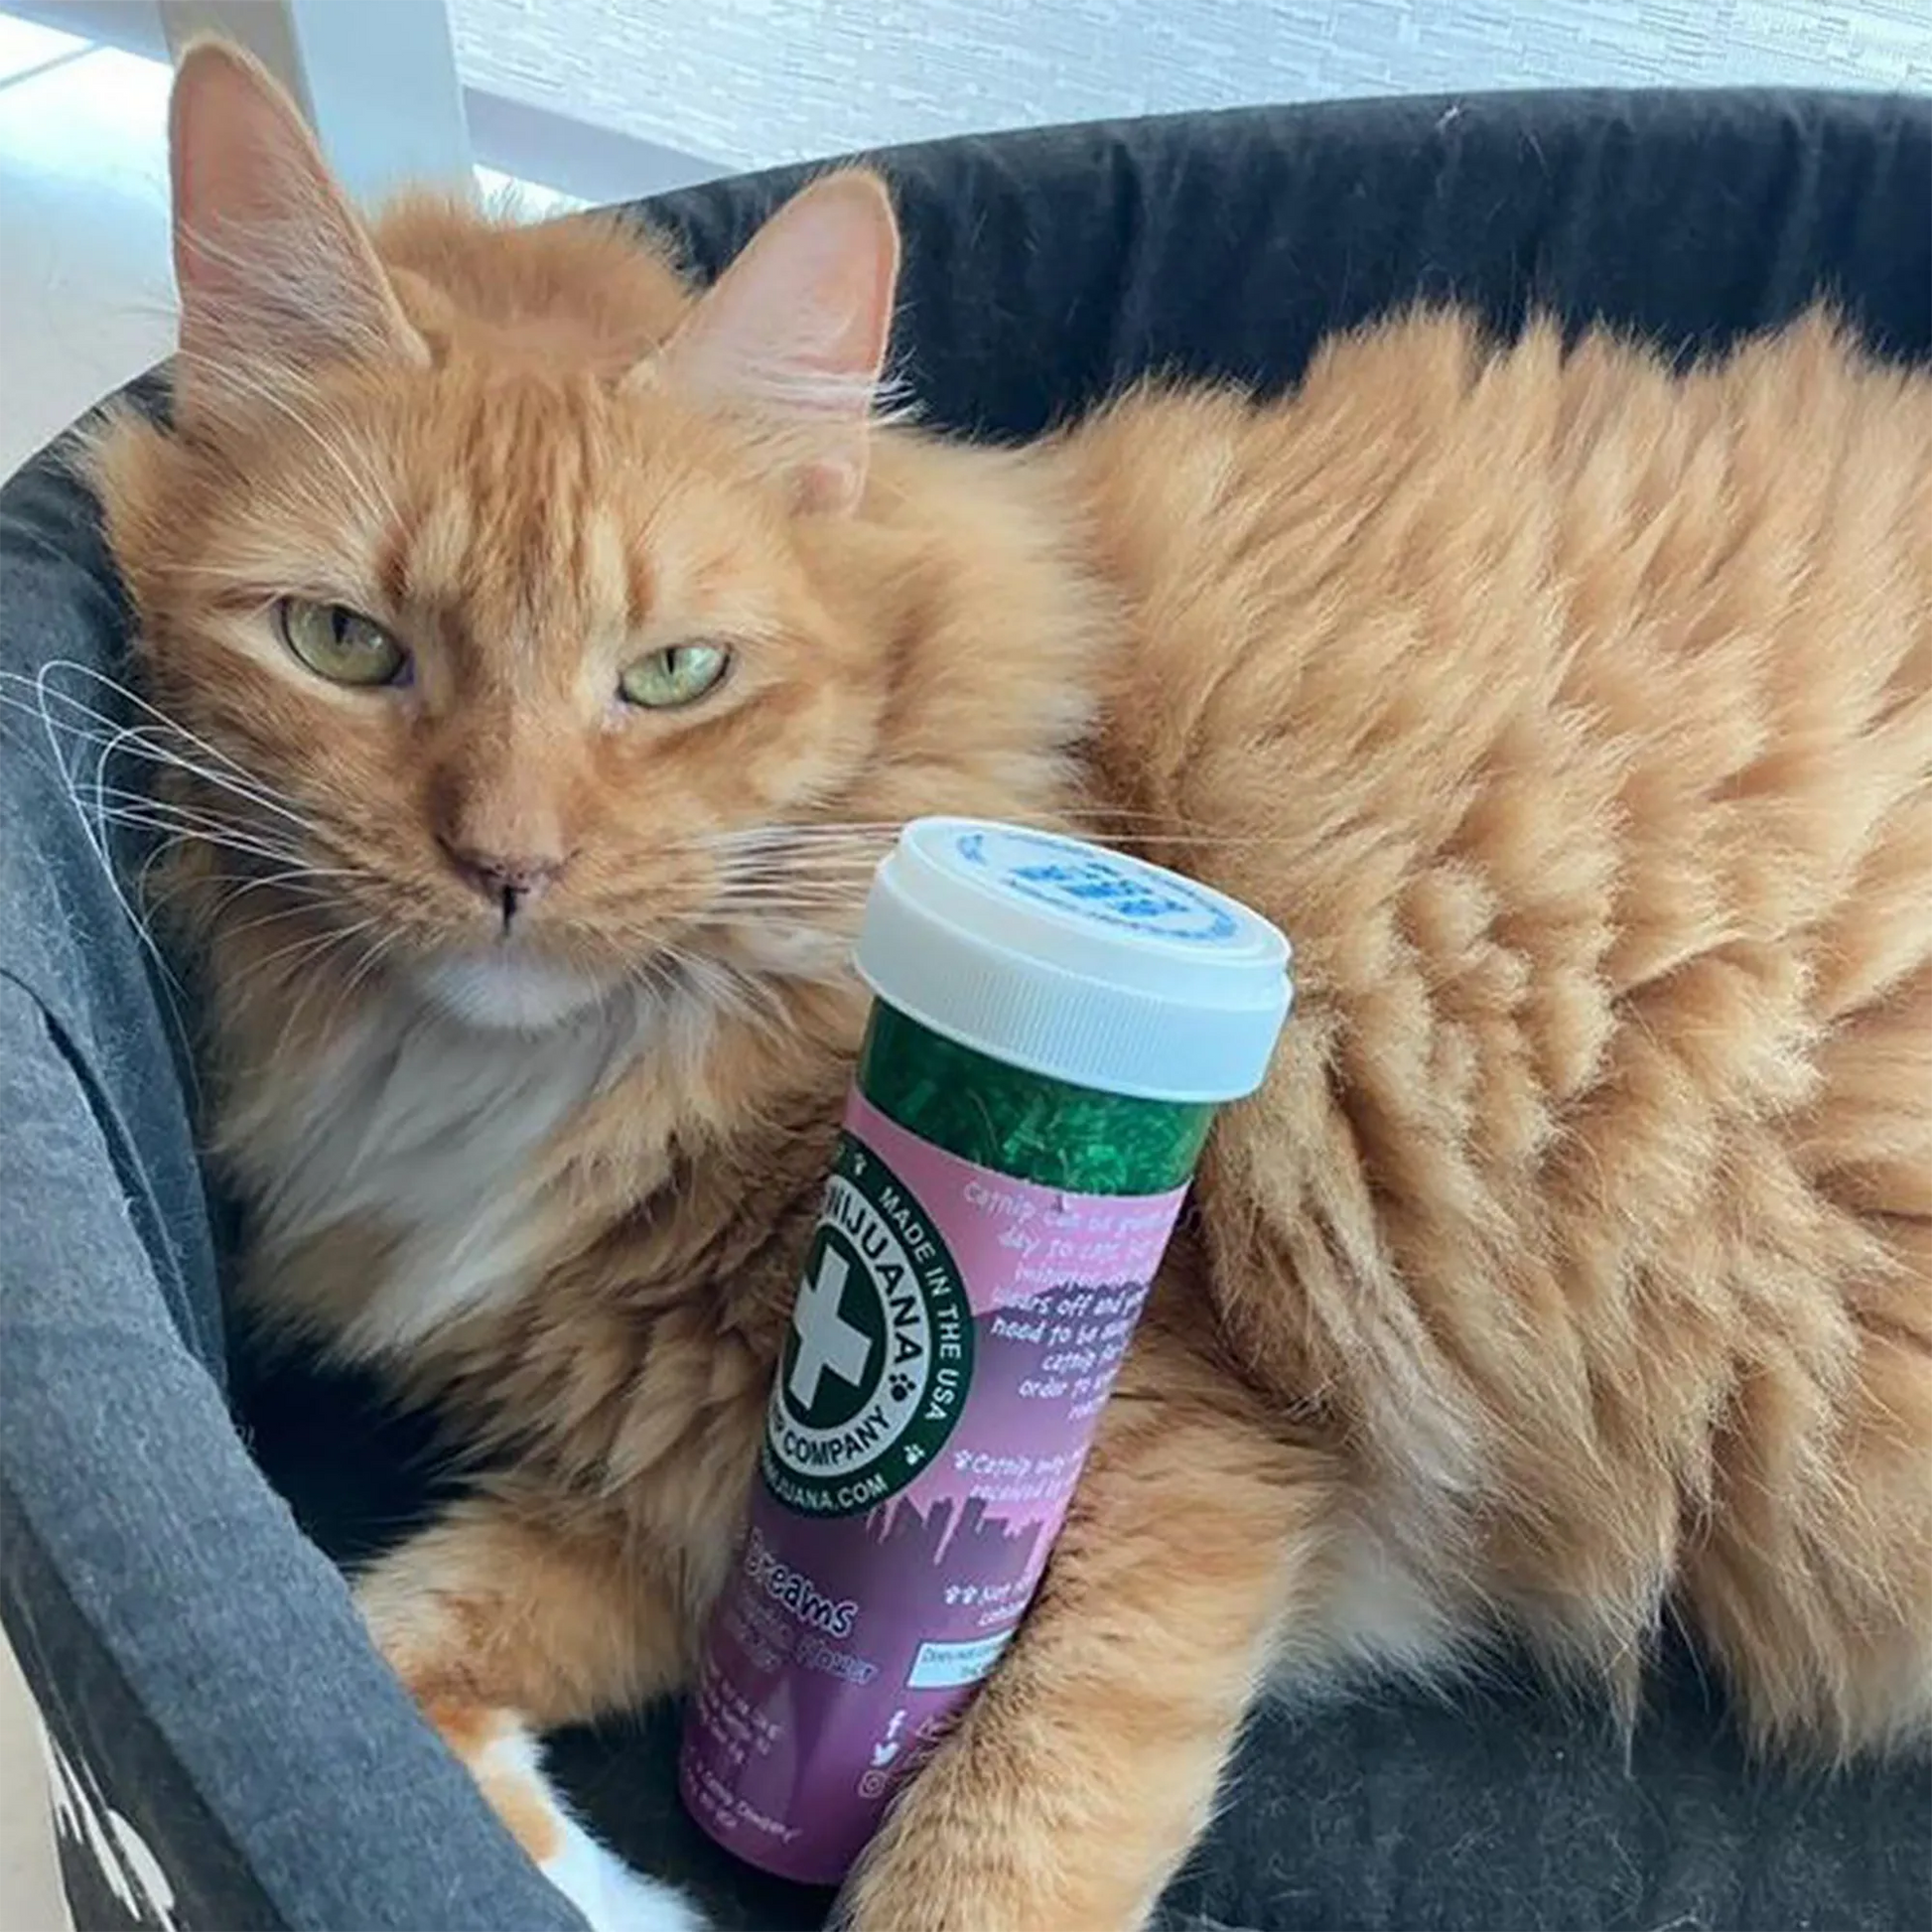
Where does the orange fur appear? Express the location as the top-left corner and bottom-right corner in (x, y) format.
(91, 43), (1932, 1932)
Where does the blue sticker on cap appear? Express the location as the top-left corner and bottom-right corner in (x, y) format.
(951, 828), (1239, 943)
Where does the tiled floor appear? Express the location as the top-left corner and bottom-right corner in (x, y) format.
(1, 1636), (64, 1932)
(0, 17), (175, 480)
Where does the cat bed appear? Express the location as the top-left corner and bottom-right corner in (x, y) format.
(4, 88), (1930, 1932)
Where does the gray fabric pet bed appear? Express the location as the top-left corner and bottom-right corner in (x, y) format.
(4, 88), (1930, 1932)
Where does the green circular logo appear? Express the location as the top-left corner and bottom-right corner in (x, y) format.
(762, 1134), (974, 1516)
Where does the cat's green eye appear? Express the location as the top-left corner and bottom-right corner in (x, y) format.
(620, 642), (731, 710)
(275, 599), (408, 687)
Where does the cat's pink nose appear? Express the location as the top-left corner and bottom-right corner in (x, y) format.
(438, 836), (566, 918)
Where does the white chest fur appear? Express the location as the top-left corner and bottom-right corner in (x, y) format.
(233, 990), (660, 1360)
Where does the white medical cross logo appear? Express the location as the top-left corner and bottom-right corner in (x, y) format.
(788, 1248), (875, 1411)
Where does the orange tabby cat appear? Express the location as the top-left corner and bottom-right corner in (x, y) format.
(92, 42), (1931, 1932)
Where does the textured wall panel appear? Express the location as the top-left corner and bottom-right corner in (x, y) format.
(449, 0), (1932, 171)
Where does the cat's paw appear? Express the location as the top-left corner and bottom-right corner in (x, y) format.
(540, 1811), (707, 1932)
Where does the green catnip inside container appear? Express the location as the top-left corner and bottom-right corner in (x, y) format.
(679, 818), (1293, 1884)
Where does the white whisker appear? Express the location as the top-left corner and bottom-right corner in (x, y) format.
(0, 664), (315, 826)
(18, 665), (200, 1067)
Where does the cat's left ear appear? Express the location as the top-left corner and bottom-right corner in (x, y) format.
(648, 171), (900, 513)
(168, 39), (426, 423)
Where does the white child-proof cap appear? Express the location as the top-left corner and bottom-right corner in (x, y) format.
(855, 819), (1294, 1104)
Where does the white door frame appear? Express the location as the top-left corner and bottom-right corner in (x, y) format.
(156, 0), (473, 200)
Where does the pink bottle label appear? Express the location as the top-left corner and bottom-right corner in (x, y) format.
(678, 1091), (1189, 1884)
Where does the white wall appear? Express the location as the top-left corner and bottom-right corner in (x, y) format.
(450, 0), (1932, 173)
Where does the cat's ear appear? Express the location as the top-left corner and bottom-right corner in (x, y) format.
(650, 171), (900, 513)
(168, 39), (424, 421)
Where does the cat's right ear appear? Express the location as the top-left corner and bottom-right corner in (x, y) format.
(647, 171), (901, 513)
(168, 39), (425, 423)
